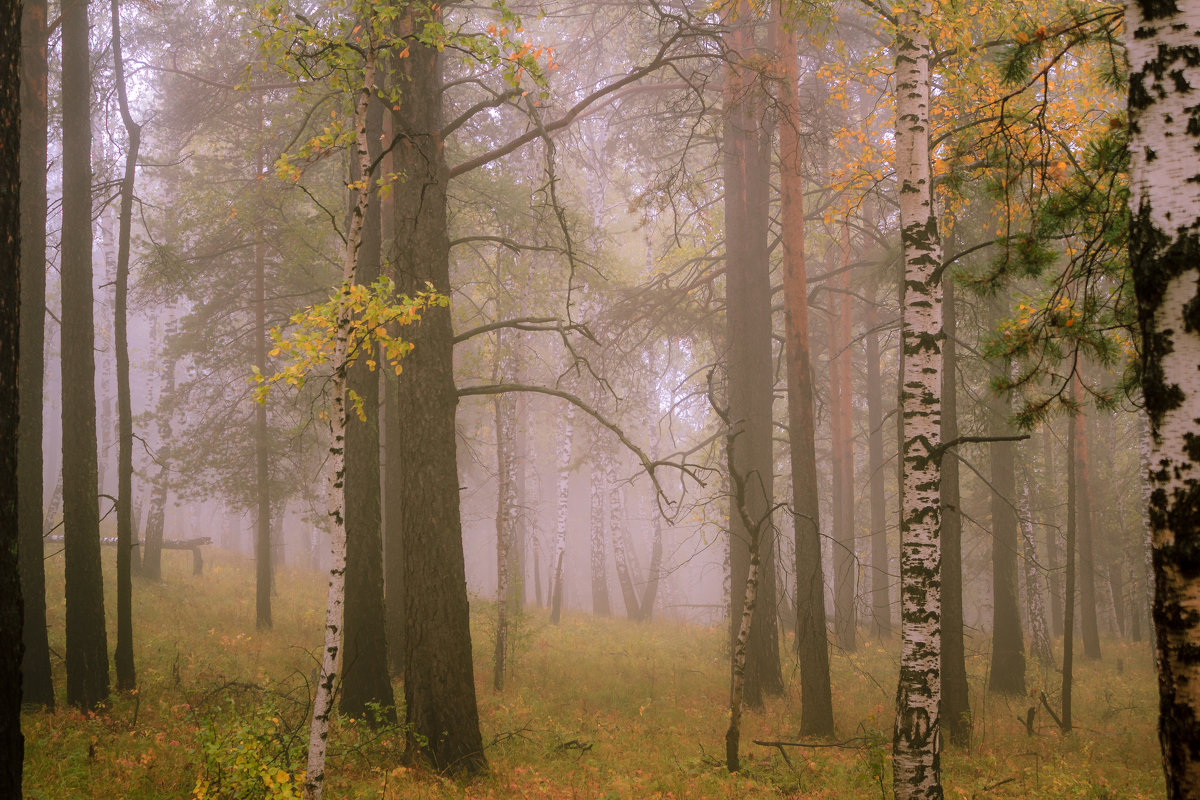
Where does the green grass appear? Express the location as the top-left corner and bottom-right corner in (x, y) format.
(23, 547), (1166, 798)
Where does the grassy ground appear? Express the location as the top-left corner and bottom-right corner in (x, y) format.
(23, 547), (1165, 799)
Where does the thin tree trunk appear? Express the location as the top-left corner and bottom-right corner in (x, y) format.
(940, 279), (969, 746)
(549, 402), (574, 624)
(18, 0), (54, 709)
(493, 330), (518, 689)
(988, 319), (1026, 694)
(1020, 481), (1053, 665)
(142, 340), (173, 584)
(831, 228), (856, 653)
(340, 88), (395, 723)
(1062, 407), (1076, 732)
(1042, 427), (1064, 638)
(604, 449), (642, 621)
(589, 444), (611, 616)
(777, 7), (833, 735)
(253, 108), (273, 631)
(866, 303), (891, 641)
(110, 0), (139, 692)
(304, 44), (375, 800)
(62, 0), (110, 711)
(1073, 373), (1101, 660)
(1128, 6), (1200, 788)
(892, 6), (945, 796)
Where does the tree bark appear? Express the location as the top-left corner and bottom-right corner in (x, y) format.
(1072, 373), (1101, 661)
(1, 0), (26, 787)
(340, 89), (395, 723)
(723, 1), (782, 709)
(253, 110), (273, 632)
(987, 313), (1025, 694)
(390, 15), (484, 772)
(831, 228), (856, 653)
(62, 0), (110, 711)
(1041, 427), (1064, 638)
(1062, 407), (1076, 732)
(939, 278), (969, 747)
(18, 0), (53, 709)
(1020, 480), (1053, 665)
(110, 0), (139, 692)
(866, 303), (891, 641)
(549, 402), (574, 624)
(493, 326), (518, 690)
(777, 7), (833, 735)
(1127, 5), (1200, 789)
(603, 447), (642, 621)
(589, 448), (611, 617)
(892, 7), (945, 796)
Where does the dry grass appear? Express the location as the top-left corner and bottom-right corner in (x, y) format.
(22, 547), (1165, 799)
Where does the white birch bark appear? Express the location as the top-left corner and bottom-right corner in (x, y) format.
(603, 447), (642, 620)
(493, 327), (518, 691)
(1127, 3), (1200, 795)
(304, 42), (375, 800)
(892, 6), (944, 798)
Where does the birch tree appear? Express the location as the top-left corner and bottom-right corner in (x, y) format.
(1127, 1), (1200, 794)
(892, 3), (945, 797)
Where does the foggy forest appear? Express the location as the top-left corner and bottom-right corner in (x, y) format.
(2, 0), (1200, 797)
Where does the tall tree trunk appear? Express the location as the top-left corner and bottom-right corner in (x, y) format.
(831, 229), (856, 653)
(1041, 427), (1064, 638)
(892, 7), (945, 797)
(1020, 480), (1053, 665)
(777, 7), (833, 735)
(390, 15), (484, 772)
(61, 0), (110, 711)
(724, 1), (782, 709)
(510, 391), (528, 614)
(866, 303), (891, 641)
(142, 337), (173, 584)
(1, 1), (25, 789)
(1062, 407), (1076, 732)
(380, 109), (403, 677)
(253, 110), (273, 631)
(549, 402), (574, 624)
(305, 47), (376, 800)
(18, 0), (54, 709)
(493, 328), (518, 690)
(604, 449), (642, 621)
(589, 439), (611, 616)
(988, 319), (1025, 694)
(638, 424), (663, 621)
(340, 90), (395, 723)
(1127, 6), (1200, 786)
(110, 0), (139, 692)
(939, 279), (969, 747)
(1073, 373), (1101, 660)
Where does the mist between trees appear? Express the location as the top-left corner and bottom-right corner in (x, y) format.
(1, 0), (1196, 797)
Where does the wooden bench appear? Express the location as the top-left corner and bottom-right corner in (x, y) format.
(45, 536), (212, 575)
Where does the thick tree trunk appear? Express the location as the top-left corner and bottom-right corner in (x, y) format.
(831, 230), (856, 653)
(892, 8), (945, 797)
(939, 279), (969, 746)
(987, 326), (1025, 694)
(340, 90), (395, 723)
(1072, 374), (1101, 661)
(390, 19), (484, 772)
(1127, 6), (1200, 791)
(61, 0), (110, 711)
(18, 0), (54, 709)
(723, 2), (782, 709)
(1, 2), (25, 789)
(110, 0), (139, 693)
(549, 402), (574, 624)
(777, 9), (833, 734)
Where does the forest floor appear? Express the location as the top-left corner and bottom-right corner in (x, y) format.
(24, 547), (1164, 799)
